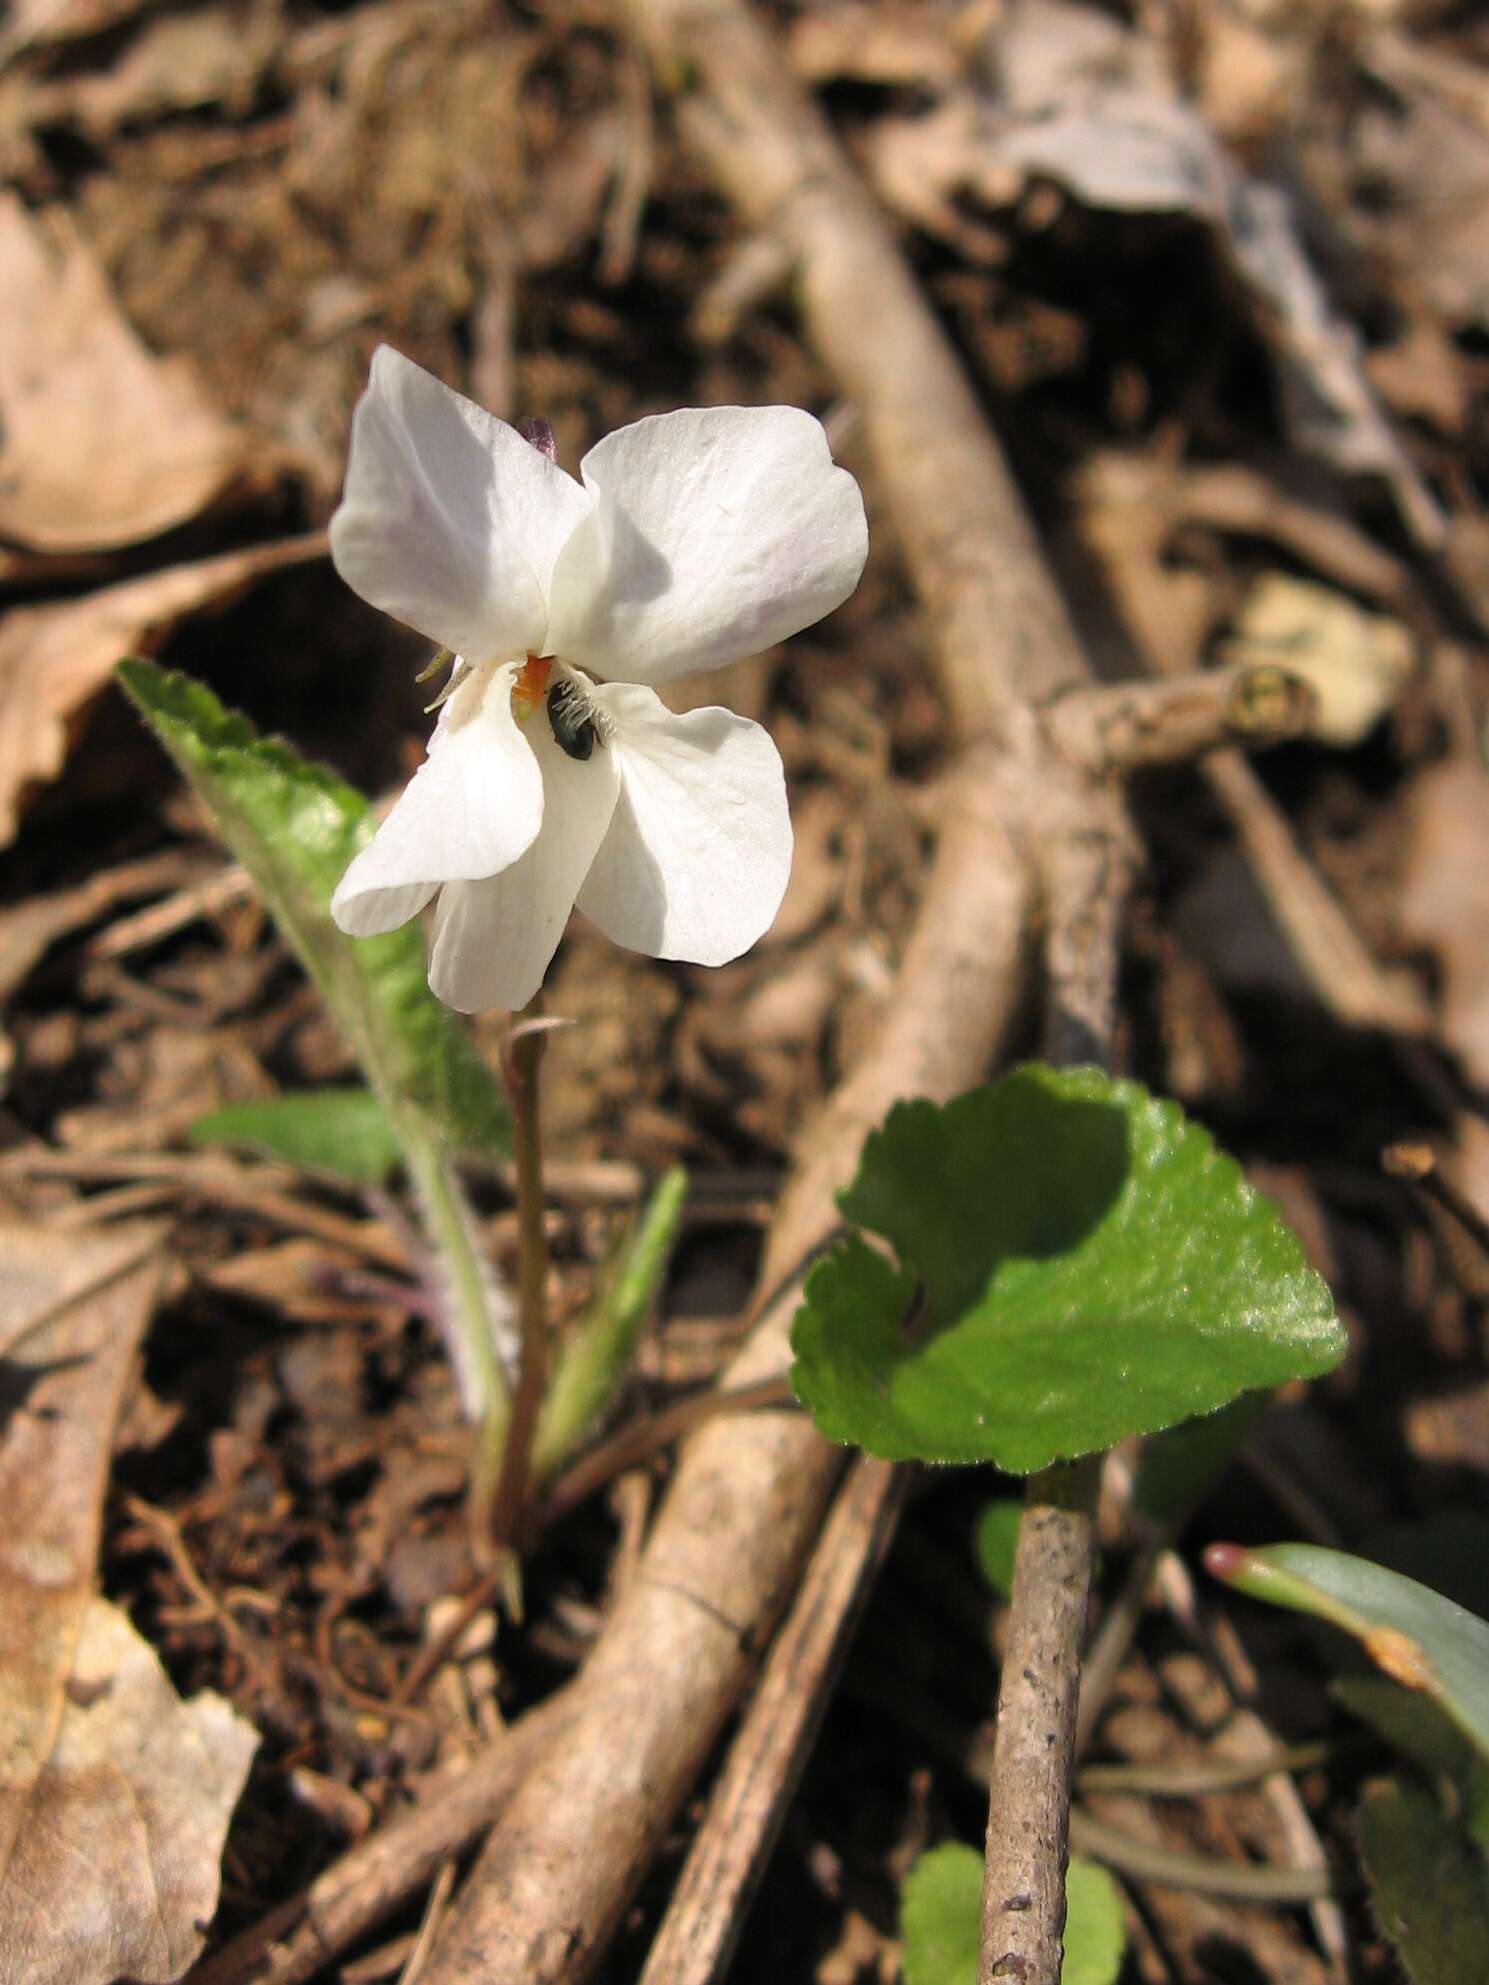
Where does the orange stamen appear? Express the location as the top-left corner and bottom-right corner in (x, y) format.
(511, 653), (553, 720)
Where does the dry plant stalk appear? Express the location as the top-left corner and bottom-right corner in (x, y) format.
(188, 1692), (579, 1985)
(413, 0), (1138, 1978)
(978, 1458), (1101, 1984)
(636, 1457), (904, 1985)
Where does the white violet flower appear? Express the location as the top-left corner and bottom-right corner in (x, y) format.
(329, 347), (869, 1011)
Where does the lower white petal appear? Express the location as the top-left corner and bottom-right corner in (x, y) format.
(331, 661), (543, 938)
(427, 712), (621, 1011)
(577, 682), (791, 965)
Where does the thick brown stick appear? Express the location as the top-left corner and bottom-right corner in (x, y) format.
(417, 0), (1127, 1972)
(636, 1457), (904, 1985)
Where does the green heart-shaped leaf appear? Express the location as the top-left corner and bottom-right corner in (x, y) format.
(790, 1065), (1342, 1473)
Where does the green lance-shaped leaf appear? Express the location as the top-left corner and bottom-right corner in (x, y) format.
(900, 1844), (1124, 1985)
(531, 1166), (687, 1481)
(790, 1065), (1343, 1474)
(117, 660), (507, 1155)
(1356, 1777), (1489, 1985)
(1208, 1542), (1489, 1766)
(190, 1089), (403, 1188)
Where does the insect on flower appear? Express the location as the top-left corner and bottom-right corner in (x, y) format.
(545, 677), (599, 762)
(328, 346), (869, 1012)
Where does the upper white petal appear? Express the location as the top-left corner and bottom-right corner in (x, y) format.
(544, 405), (868, 687)
(576, 682), (792, 965)
(331, 661), (544, 937)
(329, 346), (592, 659)
(427, 708), (622, 1011)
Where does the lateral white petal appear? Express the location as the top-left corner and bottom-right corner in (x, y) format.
(329, 346), (591, 658)
(330, 662), (544, 938)
(545, 405), (868, 686)
(427, 717), (621, 1011)
(577, 683), (791, 964)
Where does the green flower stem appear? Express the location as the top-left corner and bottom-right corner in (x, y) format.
(488, 1012), (552, 1550)
(398, 1112), (511, 1542)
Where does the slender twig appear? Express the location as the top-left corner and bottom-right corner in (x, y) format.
(636, 1458), (905, 1985)
(1044, 663), (1316, 778)
(394, 1560), (513, 1707)
(973, 809), (1130, 1985)
(1074, 1535), (1161, 1758)
(397, 1859), (458, 1985)
(979, 1457), (1102, 1985)
(538, 1374), (794, 1527)
(1383, 1139), (1489, 1258)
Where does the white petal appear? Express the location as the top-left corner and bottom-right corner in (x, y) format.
(331, 662), (543, 936)
(577, 683), (791, 964)
(427, 713), (621, 1011)
(544, 405), (867, 686)
(329, 346), (592, 658)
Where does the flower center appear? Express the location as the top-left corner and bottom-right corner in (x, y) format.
(511, 653), (553, 719)
(511, 654), (607, 762)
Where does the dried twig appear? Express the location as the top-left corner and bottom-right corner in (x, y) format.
(636, 1457), (904, 1985)
(187, 1692), (579, 1985)
(0, 1147), (410, 1269)
(978, 1458), (1102, 1985)
(1044, 664), (1316, 779)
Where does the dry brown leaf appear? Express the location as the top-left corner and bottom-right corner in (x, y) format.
(0, 1218), (257, 1985)
(867, 0), (1441, 542)
(1398, 759), (1489, 1086)
(0, 195), (245, 552)
(0, 0), (152, 64)
(0, 850), (209, 1009)
(1, 1597), (258, 1985)
(0, 531), (326, 848)
(0, 1223), (167, 1843)
(1355, 31), (1489, 334)
(788, 0), (969, 88)
(32, 5), (280, 136)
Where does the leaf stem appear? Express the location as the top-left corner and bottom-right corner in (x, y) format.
(978, 1454), (1100, 1985)
(488, 1010), (552, 1550)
